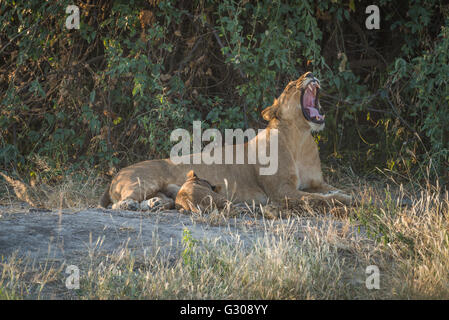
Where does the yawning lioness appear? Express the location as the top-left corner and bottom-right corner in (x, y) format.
(100, 72), (352, 210)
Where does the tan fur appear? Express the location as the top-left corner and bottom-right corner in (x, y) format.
(100, 72), (352, 209)
(175, 170), (227, 213)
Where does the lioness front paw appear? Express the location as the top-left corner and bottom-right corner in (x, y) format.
(334, 193), (352, 205)
(323, 191), (352, 205)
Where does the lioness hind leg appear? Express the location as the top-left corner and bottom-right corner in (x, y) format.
(140, 192), (175, 211)
(111, 188), (153, 211)
(112, 199), (140, 211)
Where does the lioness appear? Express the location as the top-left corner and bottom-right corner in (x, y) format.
(100, 72), (352, 209)
(175, 170), (228, 213)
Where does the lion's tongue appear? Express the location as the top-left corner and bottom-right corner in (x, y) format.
(304, 87), (323, 120)
(306, 106), (324, 120)
(304, 90), (315, 107)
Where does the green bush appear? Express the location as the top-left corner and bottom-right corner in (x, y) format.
(390, 20), (449, 177)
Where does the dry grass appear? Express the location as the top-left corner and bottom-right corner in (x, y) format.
(0, 169), (106, 210)
(0, 167), (448, 299)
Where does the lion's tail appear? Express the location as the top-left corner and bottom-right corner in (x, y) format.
(99, 185), (111, 208)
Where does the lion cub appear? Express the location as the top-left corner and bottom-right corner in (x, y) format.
(175, 170), (228, 213)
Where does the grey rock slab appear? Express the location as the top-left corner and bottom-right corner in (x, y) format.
(0, 206), (365, 266)
(0, 208), (266, 263)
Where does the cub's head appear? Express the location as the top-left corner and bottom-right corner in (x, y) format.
(184, 170), (220, 193)
(176, 170), (225, 213)
(261, 72), (325, 131)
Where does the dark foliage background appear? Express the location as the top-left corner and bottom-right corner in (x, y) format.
(0, 0), (448, 186)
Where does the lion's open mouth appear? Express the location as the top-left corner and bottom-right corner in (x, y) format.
(301, 81), (324, 124)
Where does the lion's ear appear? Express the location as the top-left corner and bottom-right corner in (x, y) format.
(261, 98), (279, 121)
(186, 170), (197, 179)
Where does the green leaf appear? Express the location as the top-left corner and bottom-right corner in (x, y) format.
(90, 90), (96, 103)
(349, 0), (356, 12)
